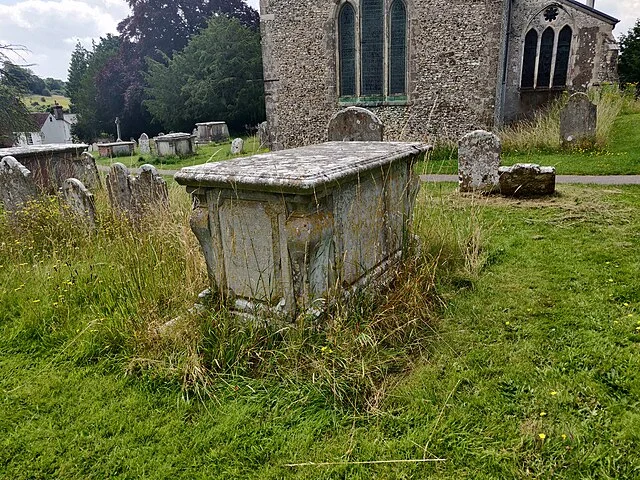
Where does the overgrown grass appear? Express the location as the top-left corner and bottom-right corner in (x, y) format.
(94, 136), (267, 170)
(2, 179), (639, 478)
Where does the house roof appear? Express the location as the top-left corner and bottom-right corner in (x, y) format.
(30, 113), (51, 129)
(561, 0), (619, 25)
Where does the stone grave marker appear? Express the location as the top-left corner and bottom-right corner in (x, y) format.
(60, 178), (96, 227)
(139, 133), (150, 155)
(328, 107), (384, 141)
(257, 121), (269, 145)
(560, 93), (597, 146)
(0, 156), (39, 212)
(458, 130), (501, 193)
(131, 164), (169, 217)
(231, 138), (244, 154)
(79, 152), (102, 190)
(499, 164), (556, 197)
(106, 162), (133, 215)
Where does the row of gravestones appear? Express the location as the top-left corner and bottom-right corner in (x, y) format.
(0, 155), (169, 228)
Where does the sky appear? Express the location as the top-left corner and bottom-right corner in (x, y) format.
(0, 0), (636, 81)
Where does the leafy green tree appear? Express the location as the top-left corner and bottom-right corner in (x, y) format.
(72, 35), (121, 142)
(619, 20), (640, 89)
(144, 17), (264, 132)
(66, 42), (89, 107)
(0, 44), (35, 146)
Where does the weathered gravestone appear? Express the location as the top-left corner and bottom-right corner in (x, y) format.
(458, 130), (501, 193)
(60, 178), (96, 227)
(257, 121), (269, 146)
(327, 107), (384, 141)
(0, 156), (39, 212)
(499, 164), (556, 197)
(231, 138), (244, 154)
(139, 133), (150, 155)
(560, 93), (597, 146)
(106, 163), (169, 220)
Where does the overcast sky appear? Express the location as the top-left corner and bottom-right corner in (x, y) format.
(0, 0), (635, 81)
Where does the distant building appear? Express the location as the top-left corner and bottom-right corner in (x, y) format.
(259, 0), (619, 149)
(14, 105), (73, 146)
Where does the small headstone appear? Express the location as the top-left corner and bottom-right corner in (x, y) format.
(0, 156), (39, 212)
(231, 138), (244, 154)
(328, 107), (384, 141)
(106, 163), (169, 220)
(458, 130), (501, 193)
(499, 164), (556, 197)
(560, 93), (597, 146)
(139, 133), (150, 155)
(192, 128), (198, 139)
(60, 178), (96, 227)
(89, 143), (99, 153)
(80, 152), (102, 190)
(106, 163), (133, 215)
(131, 164), (169, 217)
(257, 121), (269, 146)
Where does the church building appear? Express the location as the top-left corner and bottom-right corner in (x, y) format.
(258, 0), (618, 149)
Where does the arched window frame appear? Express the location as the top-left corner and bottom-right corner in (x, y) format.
(520, 22), (573, 91)
(336, 0), (409, 104)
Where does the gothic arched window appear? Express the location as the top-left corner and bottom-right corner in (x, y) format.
(336, 0), (408, 102)
(521, 29), (538, 88)
(553, 25), (572, 87)
(339, 3), (356, 96)
(389, 0), (407, 95)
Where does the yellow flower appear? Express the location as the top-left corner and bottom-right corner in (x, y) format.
(538, 433), (546, 440)
(561, 434), (567, 440)
(32, 299), (40, 304)
(540, 411), (547, 417)
(550, 391), (558, 396)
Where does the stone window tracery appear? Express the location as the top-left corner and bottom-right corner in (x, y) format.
(337, 0), (408, 101)
(520, 23), (572, 90)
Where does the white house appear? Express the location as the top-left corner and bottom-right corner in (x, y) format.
(14, 105), (73, 146)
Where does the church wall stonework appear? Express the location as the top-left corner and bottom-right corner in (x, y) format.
(260, 0), (505, 149)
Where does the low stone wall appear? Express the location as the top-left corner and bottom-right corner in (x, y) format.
(0, 144), (99, 194)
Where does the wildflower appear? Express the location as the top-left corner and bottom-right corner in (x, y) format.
(561, 434), (567, 440)
(624, 302), (629, 307)
(608, 278), (614, 283)
(538, 433), (546, 440)
(540, 411), (547, 417)
(505, 321), (510, 325)
(550, 391), (558, 396)
(32, 299), (40, 304)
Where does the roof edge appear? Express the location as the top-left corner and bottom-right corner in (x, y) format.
(559, 0), (619, 25)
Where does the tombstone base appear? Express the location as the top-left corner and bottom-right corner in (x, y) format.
(499, 164), (556, 197)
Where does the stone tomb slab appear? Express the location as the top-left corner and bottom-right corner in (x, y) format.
(175, 141), (429, 321)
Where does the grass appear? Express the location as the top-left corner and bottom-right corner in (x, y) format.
(23, 94), (71, 112)
(1, 176), (639, 477)
(423, 88), (640, 176)
(94, 136), (267, 171)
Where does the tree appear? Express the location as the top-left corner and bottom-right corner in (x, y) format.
(144, 17), (265, 132)
(0, 44), (35, 146)
(66, 42), (89, 107)
(72, 35), (121, 142)
(89, 0), (259, 139)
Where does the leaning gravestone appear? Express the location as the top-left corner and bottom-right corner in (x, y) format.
(106, 162), (133, 215)
(560, 93), (597, 146)
(257, 121), (269, 146)
(79, 152), (102, 190)
(458, 130), (501, 193)
(130, 164), (169, 218)
(499, 164), (556, 197)
(231, 138), (244, 154)
(60, 178), (96, 227)
(139, 133), (150, 155)
(327, 107), (384, 141)
(0, 156), (39, 212)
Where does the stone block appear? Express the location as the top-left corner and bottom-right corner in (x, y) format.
(327, 107), (384, 142)
(458, 130), (501, 193)
(231, 138), (244, 154)
(560, 93), (597, 146)
(139, 133), (150, 155)
(499, 163), (556, 196)
(155, 133), (195, 157)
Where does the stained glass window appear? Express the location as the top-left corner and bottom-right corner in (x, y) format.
(553, 26), (572, 87)
(521, 29), (538, 89)
(339, 3), (356, 96)
(361, 0), (384, 96)
(389, 0), (407, 95)
(537, 27), (555, 88)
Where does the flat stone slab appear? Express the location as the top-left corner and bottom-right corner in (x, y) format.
(499, 163), (556, 196)
(0, 144), (88, 158)
(175, 141), (429, 194)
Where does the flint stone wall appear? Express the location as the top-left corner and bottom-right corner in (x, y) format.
(0, 144), (98, 194)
